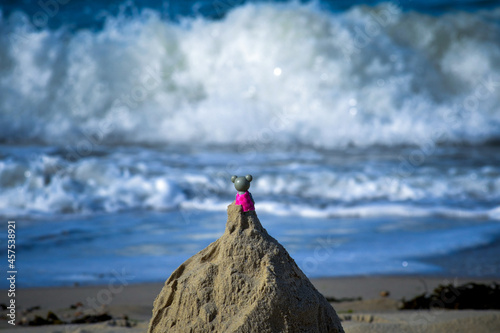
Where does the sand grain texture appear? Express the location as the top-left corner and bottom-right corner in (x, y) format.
(148, 203), (344, 333)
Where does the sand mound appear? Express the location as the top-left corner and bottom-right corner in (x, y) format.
(148, 203), (344, 333)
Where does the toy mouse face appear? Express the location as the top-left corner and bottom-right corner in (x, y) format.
(231, 174), (253, 192)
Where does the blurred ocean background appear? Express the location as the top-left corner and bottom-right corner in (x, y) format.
(1, 0), (500, 287)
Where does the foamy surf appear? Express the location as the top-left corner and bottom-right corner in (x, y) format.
(0, 146), (499, 219)
(1, 2), (499, 147)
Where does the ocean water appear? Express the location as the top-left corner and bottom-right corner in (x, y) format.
(1, 0), (500, 287)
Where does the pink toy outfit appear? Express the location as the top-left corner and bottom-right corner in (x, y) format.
(235, 191), (255, 212)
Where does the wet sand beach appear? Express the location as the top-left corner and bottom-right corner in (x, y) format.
(1, 275), (499, 332)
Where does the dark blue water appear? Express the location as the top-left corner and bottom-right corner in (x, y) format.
(2, 0), (499, 31)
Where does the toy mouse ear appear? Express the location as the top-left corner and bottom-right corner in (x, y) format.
(245, 174), (253, 182)
(231, 175), (237, 183)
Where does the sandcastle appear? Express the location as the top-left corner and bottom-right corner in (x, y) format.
(148, 200), (344, 332)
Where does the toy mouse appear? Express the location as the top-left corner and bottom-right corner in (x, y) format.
(231, 174), (255, 212)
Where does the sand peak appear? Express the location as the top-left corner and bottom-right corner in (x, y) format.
(148, 203), (344, 333)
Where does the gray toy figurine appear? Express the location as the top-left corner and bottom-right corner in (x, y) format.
(231, 175), (255, 212)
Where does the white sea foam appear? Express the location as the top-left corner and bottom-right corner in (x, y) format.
(0, 153), (187, 215)
(1, 3), (499, 147)
(1, 147), (499, 218)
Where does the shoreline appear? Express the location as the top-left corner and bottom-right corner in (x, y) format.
(1, 275), (499, 332)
